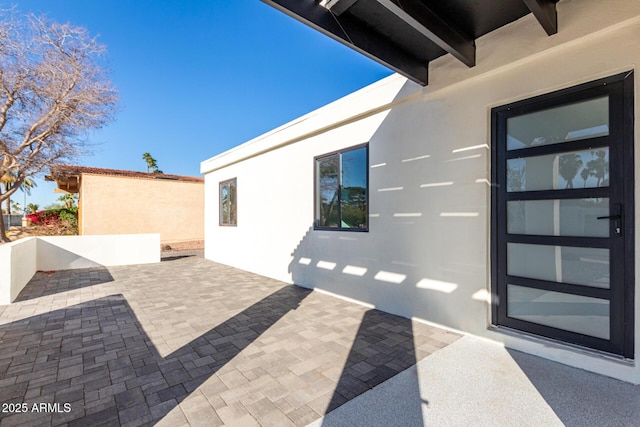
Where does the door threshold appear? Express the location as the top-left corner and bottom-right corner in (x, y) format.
(489, 325), (635, 366)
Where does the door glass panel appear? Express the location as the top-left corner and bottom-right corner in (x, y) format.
(507, 148), (609, 192)
(507, 97), (609, 150)
(507, 285), (610, 339)
(507, 243), (609, 288)
(507, 198), (609, 237)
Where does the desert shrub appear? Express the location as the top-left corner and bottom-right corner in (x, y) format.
(58, 207), (78, 229)
(26, 207), (78, 235)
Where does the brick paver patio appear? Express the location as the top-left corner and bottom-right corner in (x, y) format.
(0, 256), (460, 426)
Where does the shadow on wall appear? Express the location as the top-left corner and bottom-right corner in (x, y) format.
(0, 287), (310, 426)
(288, 76), (488, 329)
(37, 239), (104, 270)
(287, 224), (482, 333)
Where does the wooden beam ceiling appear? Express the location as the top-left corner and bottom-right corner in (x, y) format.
(522, 0), (558, 35)
(261, 0), (559, 86)
(263, 0), (429, 85)
(374, 0), (475, 68)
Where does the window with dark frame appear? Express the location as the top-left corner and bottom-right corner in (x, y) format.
(315, 144), (368, 231)
(219, 178), (237, 226)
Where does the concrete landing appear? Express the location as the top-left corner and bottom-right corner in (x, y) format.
(310, 335), (640, 427)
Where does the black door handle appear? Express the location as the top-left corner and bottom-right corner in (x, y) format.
(598, 203), (623, 236)
(597, 215), (622, 220)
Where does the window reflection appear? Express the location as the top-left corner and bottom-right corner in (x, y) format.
(507, 285), (610, 339)
(219, 178), (237, 226)
(340, 147), (367, 229)
(507, 243), (610, 288)
(507, 198), (609, 237)
(316, 146), (368, 230)
(317, 154), (339, 227)
(507, 148), (609, 192)
(507, 97), (609, 150)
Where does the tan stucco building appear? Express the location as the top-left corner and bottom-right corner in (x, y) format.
(47, 165), (204, 244)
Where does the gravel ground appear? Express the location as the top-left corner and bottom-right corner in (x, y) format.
(160, 240), (204, 251)
(160, 240), (204, 259)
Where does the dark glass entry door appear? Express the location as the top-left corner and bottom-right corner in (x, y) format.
(491, 72), (634, 357)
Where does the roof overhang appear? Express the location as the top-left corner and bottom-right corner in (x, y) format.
(46, 174), (80, 194)
(261, 0), (558, 86)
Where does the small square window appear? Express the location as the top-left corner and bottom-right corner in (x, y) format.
(219, 178), (237, 226)
(315, 144), (368, 231)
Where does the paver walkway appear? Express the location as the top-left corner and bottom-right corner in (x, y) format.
(0, 256), (459, 426)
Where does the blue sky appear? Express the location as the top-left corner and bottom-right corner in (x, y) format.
(11, 0), (392, 208)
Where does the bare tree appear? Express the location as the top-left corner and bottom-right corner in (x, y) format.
(0, 11), (117, 241)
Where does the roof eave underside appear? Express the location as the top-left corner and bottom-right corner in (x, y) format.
(261, 0), (558, 86)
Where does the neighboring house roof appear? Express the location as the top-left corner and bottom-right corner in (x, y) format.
(46, 165), (204, 193)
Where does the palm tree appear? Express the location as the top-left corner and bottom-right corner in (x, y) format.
(58, 193), (77, 209)
(1, 172), (36, 215)
(559, 153), (583, 189)
(20, 177), (37, 216)
(142, 152), (154, 172)
(21, 177), (37, 193)
(586, 150), (608, 187)
(1, 172), (16, 215)
(507, 165), (525, 192)
(11, 202), (22, 214)
(580, 167), (591, 187)
(142, 152), (163, 174)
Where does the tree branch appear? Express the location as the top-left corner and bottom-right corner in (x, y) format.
(0, 11), (117, 207)
(18, 65), (81, 153)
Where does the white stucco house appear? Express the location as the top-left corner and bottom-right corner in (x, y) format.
(201, 0), (640, 384)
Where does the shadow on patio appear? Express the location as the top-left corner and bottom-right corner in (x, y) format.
(0, 287), (310, 425)
(13, 268), (114, 302)
(325, 310), (423, 423)
(0, 258), (457, 426)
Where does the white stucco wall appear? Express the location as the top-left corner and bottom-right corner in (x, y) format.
(0, 234), (160, 305)
(202, 0), (640, 383)
(37, 234), (160, 271)
(0, 237), (38, 305)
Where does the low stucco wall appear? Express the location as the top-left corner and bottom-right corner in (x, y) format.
(0, 234), (160, 305)
(0, 237), (38, 305)
(37, 234), (160, 271)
